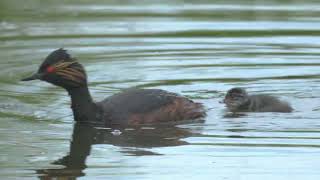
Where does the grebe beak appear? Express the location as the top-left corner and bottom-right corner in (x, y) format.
(21, 72), (43, 81)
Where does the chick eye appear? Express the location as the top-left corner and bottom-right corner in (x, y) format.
(46, 66), (56, 73)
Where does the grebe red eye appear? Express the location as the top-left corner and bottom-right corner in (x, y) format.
(46, 66), (55, 73)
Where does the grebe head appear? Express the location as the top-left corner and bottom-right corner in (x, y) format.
(21, 48), (87, 90)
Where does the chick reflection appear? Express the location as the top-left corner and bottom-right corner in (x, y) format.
(37, 122), (195, 179)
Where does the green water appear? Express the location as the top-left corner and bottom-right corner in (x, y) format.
(1, 0), (320, 179)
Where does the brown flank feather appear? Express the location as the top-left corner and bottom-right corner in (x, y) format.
(128, 98), (205, 126)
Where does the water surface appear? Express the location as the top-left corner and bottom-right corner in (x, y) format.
(1, 0), (320, 179)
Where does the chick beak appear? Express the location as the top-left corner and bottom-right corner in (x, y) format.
(219, 99), (226, 104)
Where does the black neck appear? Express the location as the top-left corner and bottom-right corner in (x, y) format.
(67, 86), (97, 122)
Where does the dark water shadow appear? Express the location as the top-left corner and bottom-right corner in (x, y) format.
(223, 112), (248, 118)
(36, 121), (196, 179)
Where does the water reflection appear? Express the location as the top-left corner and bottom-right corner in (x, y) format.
(223, 112), (247, 118)
(36, 122), (196, 179)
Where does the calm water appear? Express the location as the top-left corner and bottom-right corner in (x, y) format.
(1, 0), (320, 179)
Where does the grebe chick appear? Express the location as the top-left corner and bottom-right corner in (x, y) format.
(223, 87), (293, 113)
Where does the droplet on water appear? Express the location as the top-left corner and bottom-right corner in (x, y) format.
(111, 129), (122, 136)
